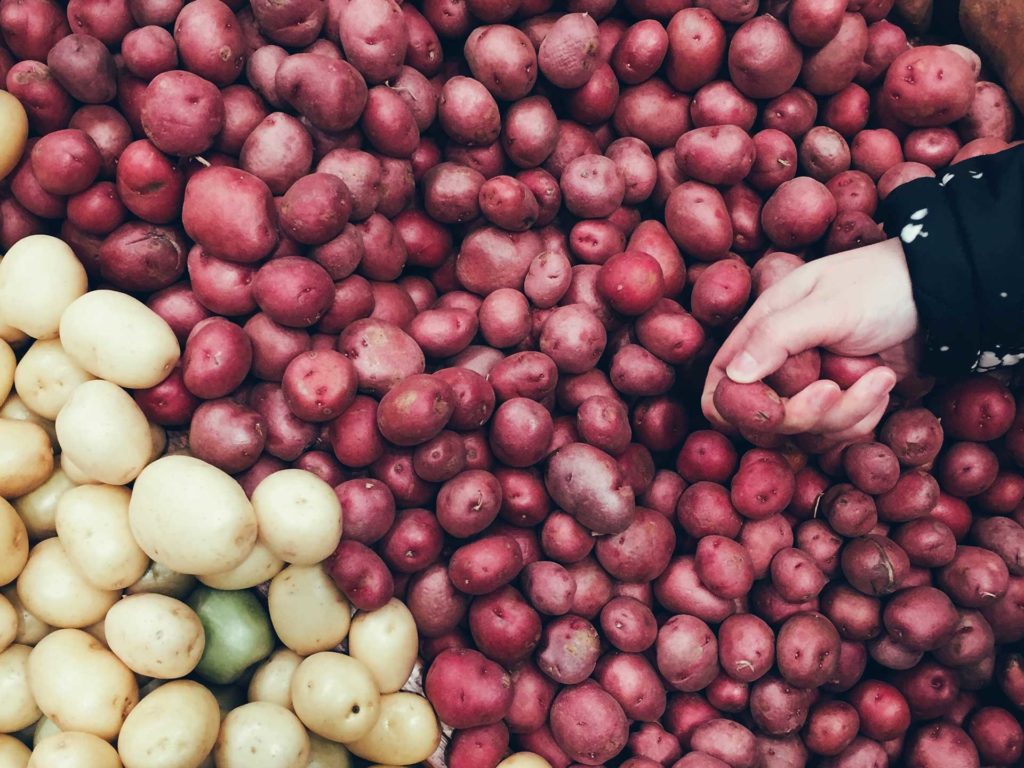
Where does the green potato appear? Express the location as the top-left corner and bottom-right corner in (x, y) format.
(188, 587), (274, 685)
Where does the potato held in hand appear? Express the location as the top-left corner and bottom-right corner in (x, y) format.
(545, 443), (636, 534)
(713, 379), (786, 432)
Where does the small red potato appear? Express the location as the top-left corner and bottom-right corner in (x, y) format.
(798, 126), (850, 183)
(690, 81), (758, 132)
(665, 181), (732, 260)
(744, 515), (797, 579)
(490, 397), (554, 468)
(937, 546), (1010, 608)
(775, 612), (841, 689)
(538, 12), (599, 89)
(694, 535), (754, 600)
(29, 129), (101, 196)
(173, 0), (245, 85)
(613, 79), (692, 151)
(960, 81), (1016, 143)
(968, 707), (1023, 767)
(337, 318), (425, 396)
(595, 652), (667, 722)
(550, 681), (630, 765)
(121, 25), (178, 80)
(67, 182), (126, 236)
(425, 648), (513, 729)
(240, 112), (314, 194)
(46, 33), (117, 105)
(337, 0), (406, 83)
(560, 153), (624, 219)
(657, 614), (719, 692)
(822, 84), (871, 139)
(469, 586), (542, 665)
(325, 539), (394, 611)
(892, 519), (957, 568)
(182, 316), (252, 399)
(502, 97), (559, 170)
(360, 85), (419, 159)
(857, 19), (909, 85)
(762, 176), (837, 248)
(882, 45), (976, 127)
(937, 441), (999, 498)
(188, 398), (267, 472)
(596, 251), (665, 316)
(249, 382), (319, 460)
(656, 556), (735, 624)
(842, 442), (900, 495)
(727, 15), (801, 100)
(747, 129), (798, 193)
(904, 723), (981, 768)
(280, 349), (357, 423)
(803, 700), (860, 757)
(770, 548), (827, 603)
(600, 596), (657, 653)
(611, 19), (668, 86)
(447, 723), (510, 768)
(801, 13), (869, 95)
(972, 517), (1024, 576)
(877, 162), (935, 199)
(689, 719), (758, 768)
(448, 535), (524, 595)
(0, 0), (69, 61)
(115, 140), (186, 225)
(5, 61), (74, 137)
(97, 222), (187, 291)
(545, 442), (635, 534)
(275, 53), (368, 133)
(762, 88), (818, 140)
(664, 8), (725, 93)
(876, 470), (939, 523)
(634, 299), (705, 365)
(182, 166), (279, 263)
(826, 170), (878, 216)
(335, 478), (396, 545)
(378, 505), (445, 568)
(713, 379), (785, 432)
(788, 0), (844, 46)
(848, 680), (911, 742)
(506, 662), (557, 734)
(327, 395), (385, 468)
(576, 394), (631, 456)
(936, 375), (1016, 441)
(883, 586), (959, 652)
(749, 675), (813, 736)
(439, 76), (501, 147)
(465, 24), (537, 101)
(691, 260), (751, 326)
(541, 512), (595, 564)
(279, 173), (352, 245)
(537, 614), (601, 684)
(840, 535), (910, 596)
(594, 507), (675, 583)
(521, 561), (576, 617)
(820, 584), (882, 641)
(880, 407), (943, 467)
(850, 129), (905, 182)
(456, 227), (543, 296)
(68, 105), (132, 179)
(251, 256), (333, 328)
(488, 350), (558, 402)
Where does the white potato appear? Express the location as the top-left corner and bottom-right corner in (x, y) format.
(290, 652), (380, 744)
(0, 418), (53, 498)
(83, 618), (108, 648)
(0, 592), (15, 653)
(14, 339), (95, 421)
(247, 649), (302, 710)
(117, 680), (219, 768)
(32, 716), (61, 747)
(58, 290), (179, 390)
(0, 498), (29, 586)
(213, 702), (310, 768)
(267, 565), (351, 656)
(0, 236), (87, 341)
(13, 468), (76, 541)
(28, 731), (122, 768)
(0, 643), (39, 732)
(55, 381), (151, 486)
(497, 753), (554, 768)
(0, 734), (30, 768)
(56, 484), (148, 591)
(16, 538), (119, 628)
(59, 454), (99, 485)
(126, 561), (196, 600)
(251, 470), (342, 565)
(0, 393), (57, 450)
(347, 599), (418, 694)
(345, 693), (440, 766)
(0, 338), (14, 404)
(0, 90), (28, 182)
(198, 541), (283, 591)
(306, 734), (353, 768)
(129, 456), (257, 576)
(27, 629), (139, 740)
(148, 423), (166, 464)
(0, 585), (50, 646)
(104, 594), (204, 679)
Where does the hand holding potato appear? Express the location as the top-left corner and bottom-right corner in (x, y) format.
(702, 238), (919, 447)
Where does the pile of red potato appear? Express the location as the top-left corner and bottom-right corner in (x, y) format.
(1, 0), (1023, 765)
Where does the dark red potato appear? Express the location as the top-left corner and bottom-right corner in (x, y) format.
(29, 129), (101, 196)
(596, 251), (665, 316)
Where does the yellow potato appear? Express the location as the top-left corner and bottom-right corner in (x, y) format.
(267, 565), (351, 656)
(0, 418), (53, 498)
(0, 90), (28, 182)
(117, 680), (219, 768)
(213, 702), (310, 768)
(13, 468), (76, 541)
(345, 693), (440, 766)
(0, 733), (30, 768)
(250, 470), (342, 565)
(104, 594), (204, 680)
(198, 540), (283, 591)
(348, 599), (418, 694)
(0, 338), (14, 404)
(247, 649), (302, 710)
(147, 423), (166, 464)
(0, 394), (57, 452)
(497, 754), (553, 768)
(290, 652), (380, 744)
(59, 454), (98, 486)
(128, 456), (257, 577)
(0, 236), (86, 341)
(28, 731), (122, 768)
(306, 734), (353, 768)
(58, 290), (179, 390)
(16, 538), (120, 629)
(126, 561), (196, 600)
(14, 339), (95, 421)
(55, 380), (151, 486)
(0, 592), (16, 653)
(0, 498), (29, 586)
(82, 618), (108, 649)
(55, 484), (148, 591)
(27, 629), (139, 740)
(0, 644), (39, 732)
(0, 585), (50, 646)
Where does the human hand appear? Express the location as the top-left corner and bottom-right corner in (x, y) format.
(702, 238), (920, 447)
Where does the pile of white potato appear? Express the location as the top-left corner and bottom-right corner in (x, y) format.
(0, 233), (443, 768)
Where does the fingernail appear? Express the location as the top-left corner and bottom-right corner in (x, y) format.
(728, 351), (759, 381)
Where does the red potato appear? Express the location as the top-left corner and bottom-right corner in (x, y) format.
(876, 470), (939, 523)
(186, 246), (256, 317)
(447, 723), (510, 768)
(29, 129), (100, 196)
(656, 556), (736, 625)
(566, 62), (619, 126)
(665, 182), (733, 261)
(506, 662), (557, 734)
(6, 61), (74, 136)
(560, 154), (624, 219)
(337, 0), (406, 83)
(182, 317), (252, 399)
(361, 86), (419, 159)
(689, 719), (758, 768)
(378, 506), (445, 568)
(425, 648), (513, 729)
(657, 615), (719, 693)
(490, 397), (554, 467)
(892, 519), (957, 568)
(975, 471), (1024, 514)
(335, 478), (396, 545)
(690, 81), (758, 132)
(663, 8), (725, 93)
(115, 140), (186, 225)
(877, 162), (935, 199)
(521, 561), (576, 617)
(929, 491), (973, 541)
(249, 383), (319, 460)
(690, 258), (751, 325)
(182, 166), (278, 263)
(727, 15), (801, 100)
(594, 652), (667, 722)
(803, 700), (860, 757)
(749, 675), (813, 736)
(570, 217), (626, 264)
(626, 220), (687, 298)
(675, 482), (741, 540)
(904, 723), (980, 768)
(936, 375), (1016, 441)
(121, 25), (178, 80)
(488, 350), (558, 403)
(801, 14), (869, 95)
(634, 300), (705, 366)
(706, 673), (749, 714)
(771, 548), (827, 603)
(798, 127), (851, 183)
(613, 79), (692, 151)
(336, 318), (425, 397)
(276, 54), (368, 134)
(968, 707), (1023, 767)
(325, 540), (394, 611)
(826, 170), (878, 217)
(246, 44), (288, 108)
(464, 25), (536, 102)
(883, 586), (959, 652)
(713, 379), (785, 433)
(694, 535), (753, 599)
(820, 585), (881, 640)
(68, 105), (132, 179)
(762, 176), (837, 248)
(134, 367), (200, 427)
(952, 137), (1009, 162)
(469, 586), (542, 665)
(439, 76), (502, 147)
(252, 256), (334, 328)
(596, 251), (665, 316)
(882, 46), (976, 127)
(98, 222), (187, 292)
(972, 517), (1024, 576)
(675, 126), (756, 187)
(628, 724), (682, 767)
(0, 0), (69, 61)
(188, 398), (267, 473)
(725, 183), (765, 253)
(172, 0), (245, 86)
(600, 596), (657, 654)
(536, 614), (601, 685)
(280, 349), (357, 423)
(819, 737), (888, 768)
(823, 85), (871, 139)
(502, 98), (559, 170)
(748, 129), (798, 193)
(857, 19), (908, 85)
(327, 396), (385, 468)
(937, 441), (999, 498)
(841, 535), (910, 597)
(594, 506), (675, 583)
(550, 682), (630, 766)
(448, 535), (524, 595)
(937, 546), (1010, 608)
(537, 12), (599, 90)
(851, 129), (904, 181)
(880, 407), (943, 467)
(608, 344), (676, 397)
(774, 612), (841, 689)
(848, 680), (911, 742)
(788, 0), (844, 46)
(960, 81), (1016, 142)
(239, 112), (313, 194)
(46, 33), (117, 105)
(412, 431), (467, 483)
(611, 19), (667, 86)
(762, 88), (818, 140)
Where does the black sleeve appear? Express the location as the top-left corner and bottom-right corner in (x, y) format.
(880, 144), (1024, 376)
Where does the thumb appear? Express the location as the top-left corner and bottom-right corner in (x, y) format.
(725, 301), (827, 383)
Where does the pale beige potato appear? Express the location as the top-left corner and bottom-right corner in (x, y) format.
(0, 338), (14, 404)
(16, 538), (120, 629)
(28, 731), (122, 768)
(55, 381), (151, 486)
(104, 594), (204, 680)
(290, 652), (380, 744)
(0, 498), (29, 586)
(13, 468), (76, 541)
(0, 733), (30, 768)
(498, 754), (554, 768)
(55, 484), (148, 591)
(0, 643), (39, 732)
(0, 585), (50, 646)
(14, 340), (95, 421)
(251, 470), (342, 565)
(126, 561), (196, 600)
(0, 592), (16, 653)
(32, 716), (61, 747)
(27, 629), (138, 740)
(59, 455), (98, 486)
(0, 236), (87, 340)
(306, 735), (353, 768)
(0, 394), (57, 451)
(83, 618), (108, 648)
(0, 90), (28, 182)
(247, 649), (302, 710)
(0, 319), (28, 346)
(347, 599), (418, 694)
(345, 693), (440, 766)
(147, 423), (166, 465)
(267, 565), (351, 656)
(129, 456), (257, 576)
(198, 541), (283, 591)
(213, 702), (310, 768)
(117, 680), (219, 768)
(0, 418), (53, 498)
(58, 291), (179, 390)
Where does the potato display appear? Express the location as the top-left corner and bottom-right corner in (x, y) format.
(2, 0), (1024, 767)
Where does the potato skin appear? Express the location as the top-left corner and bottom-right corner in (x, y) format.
(46, 33), (117, 105)
(275, 53), (368, 133)
(182, 167), (279, 264)
(882, 45), (976, 127)
(713, 379), (785, 432)
(549, 681), (630, 765)
(728, 15), (802, 100)
(801, 13), (870, 96)
(545, 442), (636, 534)
(424, 648), (513, 728)
(173, 0), (246, 86)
